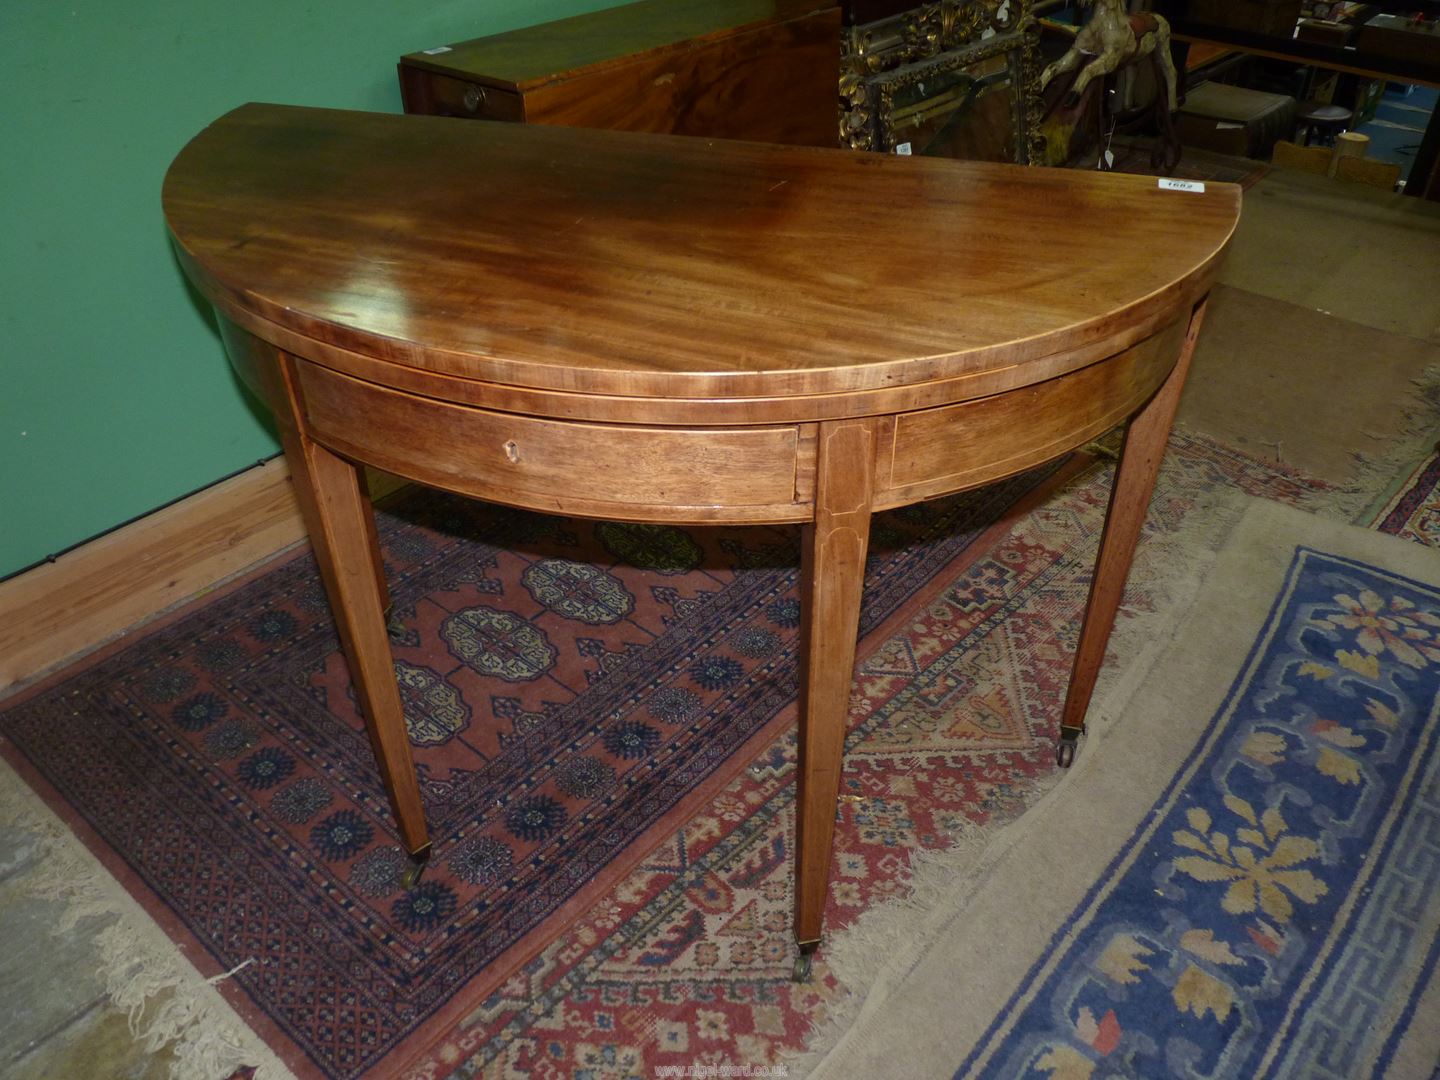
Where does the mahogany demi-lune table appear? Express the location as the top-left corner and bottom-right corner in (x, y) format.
(163, 103), (1239, 979)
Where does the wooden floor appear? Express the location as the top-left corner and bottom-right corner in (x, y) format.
(0, 464), (405, 695)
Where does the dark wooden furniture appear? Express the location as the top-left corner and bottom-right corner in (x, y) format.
(398, 0), (841, 147)
(1297, 100), (1354, 143)
(1357, 11), (1440, 65)
(163, 104), (1239, 977)
(1187, 0), (1304, 36)
(1159, 0), (1440, 197)
(1177, 81), (1298, 158)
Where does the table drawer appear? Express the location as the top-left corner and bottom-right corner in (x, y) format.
(878, 319), (1186, 506)
(296, 360), (805, 519)
(400, 68), (525, 121)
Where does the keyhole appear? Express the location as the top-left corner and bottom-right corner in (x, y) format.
(503, 440), (520, 463)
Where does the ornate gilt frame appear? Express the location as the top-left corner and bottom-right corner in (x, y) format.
(840, 0), (1044, 164)
(868, 31), (1039, 161)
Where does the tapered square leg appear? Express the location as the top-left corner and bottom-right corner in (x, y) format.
(217, 323), (423, 862)
(272, 357), (431, 864)
(285, 436), (430, 859)
(1058, 298), (1210, 765)
(793, 418), (877, 975)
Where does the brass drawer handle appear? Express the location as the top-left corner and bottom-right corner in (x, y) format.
(463, 84), (486, 112)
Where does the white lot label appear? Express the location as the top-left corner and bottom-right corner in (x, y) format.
(895, 142), (913, 156)
(421, 45), (453, 55)
(1158, 178), (1206, 193)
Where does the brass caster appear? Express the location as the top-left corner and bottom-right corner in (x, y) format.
(792, 940), (819, 983)
(400, 845), (431, 889)
(1056, 730), (1081, 769)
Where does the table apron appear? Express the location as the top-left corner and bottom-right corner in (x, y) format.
(295, 357), (814, 524)
(221, 311), (1189, 526)
(873, 315), (1187, 509)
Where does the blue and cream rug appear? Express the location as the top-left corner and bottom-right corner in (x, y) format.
(808, 499), (1440, 1079)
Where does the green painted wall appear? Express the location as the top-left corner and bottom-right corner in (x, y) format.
(1, 0), (616, 578)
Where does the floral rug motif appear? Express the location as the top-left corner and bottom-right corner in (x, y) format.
(406, 432), (1335, 1079)
(0, 431), (1333, 1080)
(0, 459), (1064, 1079)
(953, 544), (1440, 1080)
(1373, 450), (1440, 548)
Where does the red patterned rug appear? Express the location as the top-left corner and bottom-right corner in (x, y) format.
(0, 457), (1073, 1079)
(400, 431), (1335, 1080)
(1372, 449), (1440, 546)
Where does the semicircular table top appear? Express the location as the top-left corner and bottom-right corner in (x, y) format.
(164, 103), (1240, 406)
(161, 102), (1242, 994)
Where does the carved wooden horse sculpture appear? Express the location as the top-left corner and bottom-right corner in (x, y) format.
(1041, 0), (1177, 107)
(1040, 0), (1180, 170)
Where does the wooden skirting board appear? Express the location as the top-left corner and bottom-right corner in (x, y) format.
(0, 459), (402, 694)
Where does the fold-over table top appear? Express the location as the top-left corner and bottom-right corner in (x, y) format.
(164, 104), (1239, 402)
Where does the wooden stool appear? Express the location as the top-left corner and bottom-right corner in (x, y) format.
(1297, 101), (1353, 146)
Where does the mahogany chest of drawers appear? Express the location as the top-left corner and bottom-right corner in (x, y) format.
(398, 0), (842, 147)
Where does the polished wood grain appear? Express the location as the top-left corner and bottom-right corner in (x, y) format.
(875, 319), (1187, 510)
(398, 0), (840, 147)
(405, 0), (830, 86)
(294, 360), (808, 521)
(165, 106), (1238, 404)
(164, 104), (1240, 965)
(205, 295), (1195, 428)
(519, 15), (837, 141)
(795, 419), (876, 951)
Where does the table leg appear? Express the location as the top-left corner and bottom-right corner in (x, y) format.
(272, 354), (432, 875)
(793, 418), (876, 980)
(359, 489), (394, 623)
(1057, 298), (1209, 766)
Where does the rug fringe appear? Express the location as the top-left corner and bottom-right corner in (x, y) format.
(785, 778), (1060, 1077)
(798, 497), (1440, 1080)
(789, 466), (1255, 1075)
(0, 762), (294, 1080)
(1338, 362), (1440, 522)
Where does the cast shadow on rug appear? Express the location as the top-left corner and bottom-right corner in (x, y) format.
(0, 461), (1064, 1079)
